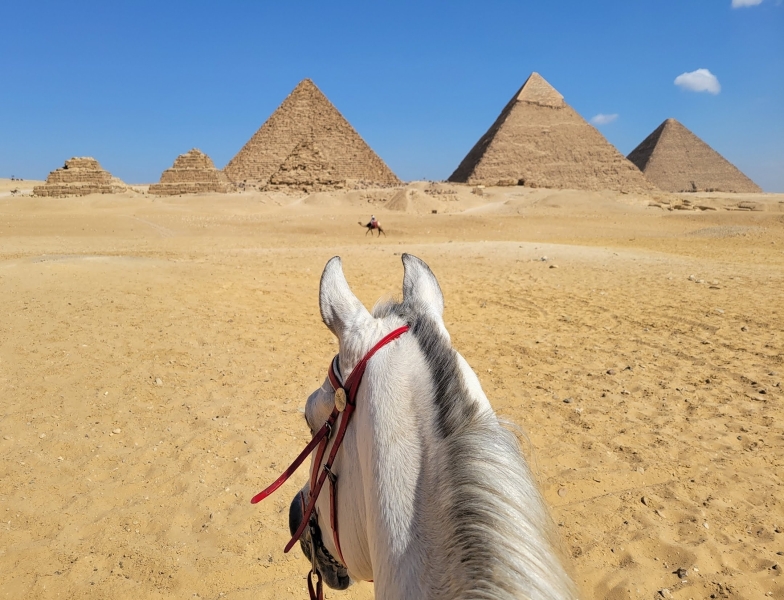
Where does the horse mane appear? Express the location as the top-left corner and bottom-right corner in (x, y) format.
(372, 298), (578, 599)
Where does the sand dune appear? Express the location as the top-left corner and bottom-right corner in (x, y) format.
(1, 185), (783, 599)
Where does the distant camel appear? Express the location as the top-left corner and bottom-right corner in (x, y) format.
(359, 217), (385, 237)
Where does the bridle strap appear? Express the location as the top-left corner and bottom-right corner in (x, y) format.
(307, 569), (323, 600)
(251, 325), (409, 581)
(250, 408), (338, 505)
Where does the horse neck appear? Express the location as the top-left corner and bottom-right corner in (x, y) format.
(357, 339), (577, 600)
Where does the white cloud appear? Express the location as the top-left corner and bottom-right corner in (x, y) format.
(732, 0), (763, 7)
(674, 69), (721, 94)
(590, 113), (618, 126)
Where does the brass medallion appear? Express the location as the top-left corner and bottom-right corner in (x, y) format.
(334, 387), (347, 412)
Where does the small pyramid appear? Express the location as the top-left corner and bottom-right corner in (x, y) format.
(224, 79), (400, 190)
(627, 119), (761, 193)
(34, 157), (127, 197)
(449, 73), (654, 192)
(149, 148), (233, 195)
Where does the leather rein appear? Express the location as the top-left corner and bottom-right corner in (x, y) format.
(251, 325), (409, 599)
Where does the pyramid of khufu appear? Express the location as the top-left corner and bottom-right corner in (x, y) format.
(148, 148), (233, 195)
(224, 79), (400, 190)
(448, 73), (654, 192)
(627, 119), (762, 193)
(34, 157), (128, 197)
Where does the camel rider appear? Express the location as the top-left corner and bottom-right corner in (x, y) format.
(369, 215), (377, 228)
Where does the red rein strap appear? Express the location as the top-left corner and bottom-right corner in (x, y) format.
(251, 325), (409, 569)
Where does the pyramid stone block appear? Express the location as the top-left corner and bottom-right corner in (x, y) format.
(449, 73), (654, 193)
(224, 79), (400, 190)
(34, 157), (127, 197)
(149, 149), (233, 195)
(627, 119), (761, 193)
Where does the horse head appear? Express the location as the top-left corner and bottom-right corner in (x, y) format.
(279, 254), (577, 599)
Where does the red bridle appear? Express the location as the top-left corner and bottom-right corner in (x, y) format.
(251, 325), (409, 599)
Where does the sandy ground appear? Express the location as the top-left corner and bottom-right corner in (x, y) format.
(1, 182), (783, 599)
(0, 179), (44, 198)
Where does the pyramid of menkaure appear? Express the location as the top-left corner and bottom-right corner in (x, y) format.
(224, 79), (400, 190)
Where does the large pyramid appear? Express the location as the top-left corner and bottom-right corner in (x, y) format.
(448, 73), (654, 192)
(34, 157), (128, 197)
(224, 79), (400, 189)
(627, 119), (761, 193)
(149, 148), (233, 195)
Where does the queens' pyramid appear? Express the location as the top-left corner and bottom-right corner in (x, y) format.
(224, 79), (400, 189)
(627, 119), (761, 193)
(149, 148), (233, 195)
(449, 73), (654, 192)
(34, 157), (128, 197)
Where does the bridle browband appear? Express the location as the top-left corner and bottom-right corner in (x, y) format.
(251, 325), (409, 599)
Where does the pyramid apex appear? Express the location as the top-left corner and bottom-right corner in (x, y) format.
(516, 72), (564, 108)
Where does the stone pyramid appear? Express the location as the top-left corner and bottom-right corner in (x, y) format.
(34, 157), (128, 197)
(627, 119), (761, 193)
(224, 79), (400, 190)
(149, 148), (233, 195)
(448, 73), (654, 192)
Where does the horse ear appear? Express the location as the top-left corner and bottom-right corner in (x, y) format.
(319, 256), (371, 338)
(401, 254), (444, 320)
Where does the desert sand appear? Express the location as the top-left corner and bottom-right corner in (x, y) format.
(1, 182), (782, 599)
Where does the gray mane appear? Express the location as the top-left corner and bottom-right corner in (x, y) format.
(373, 298), (578, 599)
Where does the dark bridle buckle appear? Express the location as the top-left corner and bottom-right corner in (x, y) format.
(322, 464), (337, 484)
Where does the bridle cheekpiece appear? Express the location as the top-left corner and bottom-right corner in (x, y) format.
(251, 325), (409, 599)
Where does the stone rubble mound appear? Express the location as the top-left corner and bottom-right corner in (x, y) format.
(448, 73), (655, 193)
(34, 157), (128, 197)
(148, 148), (233, 195)
(224, 79), (400, 191)
(627, 119), (762, 193)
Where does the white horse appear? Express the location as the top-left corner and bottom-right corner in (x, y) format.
(259, 254), (578, 599)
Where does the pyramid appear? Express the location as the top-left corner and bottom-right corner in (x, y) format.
(448, 73), (655, 192)
(627, 119), (761, 193)
(149, 148), (233, 195)
(34, 157), (128, 197)
(224, 79), (400, 190)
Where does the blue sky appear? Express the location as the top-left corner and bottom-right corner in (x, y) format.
(2, 1), (782, 190)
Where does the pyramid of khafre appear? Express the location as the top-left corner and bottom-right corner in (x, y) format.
(448, 73), (655, 192)
(148, 148), (233, 195)
(224, 79), (400, 189)
(34, 157), (128, 197)
(627, 119), (762, 193)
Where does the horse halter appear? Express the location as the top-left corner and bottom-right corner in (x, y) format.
(251, 325), (409, 600)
